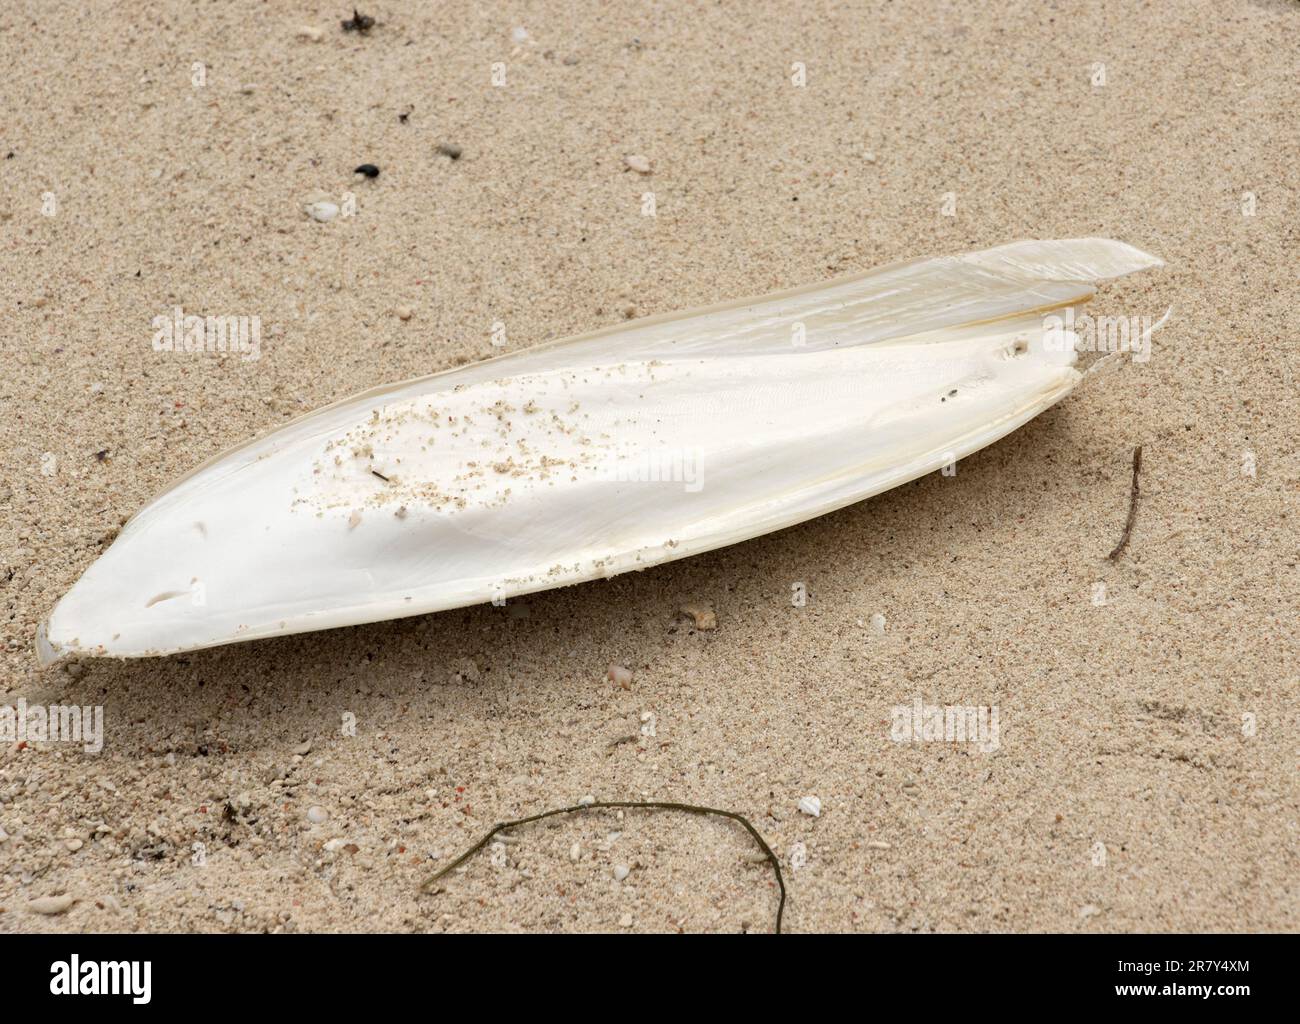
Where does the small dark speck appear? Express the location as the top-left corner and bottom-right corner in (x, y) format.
(354, 163), (380, 178)
(436, 142), (462, 160)
(94, 449), (109, 462)
(341, 9), (374, 33)
(398, 111), (409, 124)
(371, 469), (390, 482)
(5, 151), (14, 159)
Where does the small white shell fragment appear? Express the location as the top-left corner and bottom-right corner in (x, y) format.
(869, 612), (887, 634)
(569, 841), (581, 862)
(789, 842), (808, 870)
(613, 864), (630, 882)
(305, 200), (339, 222)
(639, 711), (656, 737)
(797, 795), (822, 818)
(511, 26), (529, 44)
(578, 794), (595, 807)
(618, 912), (634, 927)
(306, 806), (328, 824)
(28, 895), (75, 915)
(623, 154), (652, 174)
(866, 840), (891, 850)
(296, 25), (324, 42)
(396, 305), (413, 321)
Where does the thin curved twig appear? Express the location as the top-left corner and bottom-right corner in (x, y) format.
(1107, 446), (1143, 561)
(420, 799), (786, 933)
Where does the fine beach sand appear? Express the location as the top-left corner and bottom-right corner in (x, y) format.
(1, 1), (1296, 932)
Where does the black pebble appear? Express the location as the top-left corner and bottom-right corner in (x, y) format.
(354, 163), (380, 178)
(341, 9), (374, 33)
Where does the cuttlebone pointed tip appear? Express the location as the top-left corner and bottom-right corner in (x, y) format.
(969, 238), (1164, 282)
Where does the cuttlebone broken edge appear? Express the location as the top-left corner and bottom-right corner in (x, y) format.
(37, 238), (1164, 665)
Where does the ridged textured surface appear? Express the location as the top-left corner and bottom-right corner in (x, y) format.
(39, 238), (1162, 663)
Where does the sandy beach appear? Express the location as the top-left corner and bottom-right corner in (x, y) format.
(1, 1), (1296, 932)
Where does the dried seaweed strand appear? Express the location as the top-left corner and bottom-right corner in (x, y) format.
(1107, 446), (1143, 561)
(421, 799), (787, 933)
